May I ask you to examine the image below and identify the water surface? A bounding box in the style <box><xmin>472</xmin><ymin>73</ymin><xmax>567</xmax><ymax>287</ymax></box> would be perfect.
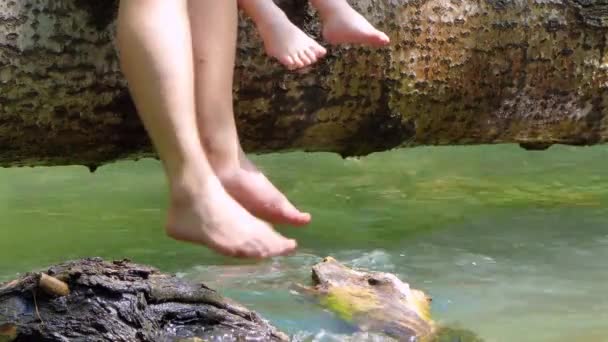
<box><xmin>1</xmin><ymin>145</ymin><xmax>607</xmax><ymax>341</ymax></box>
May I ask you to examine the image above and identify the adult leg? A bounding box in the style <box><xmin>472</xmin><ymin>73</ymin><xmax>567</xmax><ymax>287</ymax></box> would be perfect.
<box><xmin>238</xmin><ymin>0</ymin><xmax>326</xmax><ymax>69</ymax></box>
<box><xmin>189</xmin><ymin>0</ymin><xmax>312</xmax><ymax>227</ymax></box>
<box><xmin>310</xmin><ymin>0</ymin><xmax>390</xmax><ymax>47</ymax></box>
<box><xmin>117</xmin><ymin>0</ymin><xmax>296</xmax><ymax>258</ymax></box>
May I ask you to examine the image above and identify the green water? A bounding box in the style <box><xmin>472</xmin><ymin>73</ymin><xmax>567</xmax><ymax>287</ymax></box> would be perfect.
<box><xmin>1</xmin><ymin>145</ymin><xmax>607</xmax><ymax>341</ymax></box>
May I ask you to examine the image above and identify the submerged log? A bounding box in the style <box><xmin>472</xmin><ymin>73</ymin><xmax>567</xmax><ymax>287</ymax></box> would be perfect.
<box><xmin>0</xmin><ymin>258</ymin><xmax>288</xmax><ymax>342</ymax></box>
<box><xmin>0</xmin><ymin>0</ymin><xmax>607</xmax><ymax>167</ymax></box>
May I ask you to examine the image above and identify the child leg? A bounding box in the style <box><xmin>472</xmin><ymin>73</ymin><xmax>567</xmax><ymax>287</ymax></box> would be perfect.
<box><xmin>238</xmin><ymin>0</ymin><xmax>326</xmax><ymax>69</ymax></box>
<box><xmin>117</xmin><ymin>0</ymin><xmax>296</xmax><ymax>258</ymax></box>
<box><xmin>310</xmin><ymin>0</ymin><xmax>390</xmax><ymax>47</ymax></box>
<box><xmin>189</xmin><ymin>0</ymin><xmax>312</xmax><ymax>227</ymax></box>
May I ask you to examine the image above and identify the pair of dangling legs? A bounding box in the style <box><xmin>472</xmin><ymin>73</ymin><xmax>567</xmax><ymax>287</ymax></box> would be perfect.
<box><xmin>117</xmin><ymin>0</ymin><xmax>308</xmax><ymax>258</ymax></box>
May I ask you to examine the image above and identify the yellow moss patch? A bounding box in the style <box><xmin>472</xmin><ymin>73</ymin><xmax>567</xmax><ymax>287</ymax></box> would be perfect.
<box><xmin>320</xmin><ymin>286</ymin><xmax>381</xmax><ymax>322</ymax></box>
<box><xmin>409</xmin><ymin>289</ymin><xmax>432</xmax><ymax>323</ymax></box>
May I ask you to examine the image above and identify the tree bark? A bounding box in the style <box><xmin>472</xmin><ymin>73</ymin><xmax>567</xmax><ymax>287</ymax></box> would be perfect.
<box><xmin>0</xmin><ymin>258</ymin><xmax>288</xmax><ymax>342</ymax></box>
<box><xmin>0</xmin><ymin>0</ymin><xmax>606</xmax><ymax>168</ymax></box>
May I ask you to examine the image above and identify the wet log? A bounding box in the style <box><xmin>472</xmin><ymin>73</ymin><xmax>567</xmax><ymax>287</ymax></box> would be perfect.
<box><xmin>0</xmin><ymin>258</ymin><xmax>288</xmax><ymax>342</ymax></box>
<box><xmin>0</xmin><ymin>0</ymin><xmax>607</xmax><ymax>168</ymax></box>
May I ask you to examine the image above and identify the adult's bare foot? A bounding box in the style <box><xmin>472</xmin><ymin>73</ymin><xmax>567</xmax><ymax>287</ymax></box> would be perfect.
<box><xmin>217</xmin><ymin>152</ymin><xmax>312</xmax><ymax>227</ymax></box>
<box><xmin>257</xmin><ymin>14</ymin><xmax>327</xmax><ymax>69</ymax></box>
<box><xmin>316</xmin><ymin>1</ymin><xmax>390</xmax><ymax>47</ymax></box>
<box><xmin>166</xmin><ymin>176</ymin><xmax>297</xmax><ymax>259</ymax></box>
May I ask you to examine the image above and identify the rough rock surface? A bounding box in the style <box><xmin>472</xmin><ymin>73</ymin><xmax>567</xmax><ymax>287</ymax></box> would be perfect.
<box><xmin>0</xmin><ymin>258</ymin><xmax>288</xmax><ymax>342</ymax></box>
<box><xmin>304</xmin><ymin>257</ymin><xmax>484</xmax><ymax>341</ymax></box>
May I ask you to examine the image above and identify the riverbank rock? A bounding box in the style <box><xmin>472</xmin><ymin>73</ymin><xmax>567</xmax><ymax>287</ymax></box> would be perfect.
<box><xmin>0</xmin><ymin>258</ymin><xmax>288</xmax><ymax>342</ymax></box>
<box><xmin>303</xmin><ymin>257</ymin><xmax>483</xmax><ymax>341</ymax></box>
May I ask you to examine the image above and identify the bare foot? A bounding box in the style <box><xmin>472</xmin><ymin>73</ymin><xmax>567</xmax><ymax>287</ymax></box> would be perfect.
<box><xmin>257</xmin><ymin>15</ymin><xmax>327</xmax><ymax>70</ymax></box>
<box><xmin>217</xmin><ymin>151</ymin><xmax>312</xmax><ymax>227</ymax></box>
<box><xmin>319</xmin><ymin>3</ymin><xmax>390</xmax><ymax>47</ymax></box>
<box><xmin>166</xmin><ymin>176</ymin><xmax>297</xmax><ymax>259</ymax></box>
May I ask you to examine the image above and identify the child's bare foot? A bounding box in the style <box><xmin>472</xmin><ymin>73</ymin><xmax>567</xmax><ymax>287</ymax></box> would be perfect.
<box><xmin>317</xmin><ymin>1</ymin><xmax>390</xmax><ymax>47</ymax></box>
<box><xmin>166</xmin><ymin>176</ymin><xmax>297</xmax><ymax>259</ymax></box>
<box><xmin>217</xmin><ymin>151</ymin><xmax>311</xmax><ymax>227</ymax></box>
<box><xmin>257</xmin><ymin>15</ymin><xmax>327</xmax><ymax>70</ymax></box>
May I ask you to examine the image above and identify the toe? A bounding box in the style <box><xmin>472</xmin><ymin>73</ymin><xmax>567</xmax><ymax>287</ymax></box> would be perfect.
<box><xmin>370</xmin><ymin>31</ymin><xmax>390</xmax><ymax>47</ymax></box>
<box><xmin>376</xmin><ymin>31</ymin><xmax>390</xmax><ymax>45</ymax></box>
<box><xmin>279</xmin><ymin>203</ymin><xmax>311</xmax><ymax>226</ymax></box>
<box><xmin>279</xmin><ymin>55</ymin><xmax>296</xmax><ymax>69</ymax></box>
<box><xmin>278</xmin><ymin>194</ymin><xmax>312</xmax><ymax>225</ymax></box>
<box><xmin>252</xmin><ymin>240</ymin><xmax>272</xmax><ymax>259</ymax></box>
<box><xmin>213</xmin><ymin>243</ymin><xmax>241</xmax><ymax>259</ymax></box>
<box><xmin>261</xmin><ymin>229</ymin><xmax>297</xmax><ymax>257</ymax></box>
<box><xmin>313</xmin><ymin>44</ymin><xmax>327</xmax><ymax>58</ymax></box>
<box><xmin>291</xmin><ymin>53</ymin><xmax>305</xmax><ymax>69</ymax></box>
<box><xmin>271</xmin><ymin>236</ymin><xmax>297</xmax><ymax>257</ymax></box>
<box><xmin>280</xmin><ymin>238</ymin><xmax>298</xmax><ymax>256</ymax></box>
<box><xmin>219</xmin><ymin>237</ymin><xmax>257</xmax><ymax>258</ymax></box>
<box><xmin>304</xmin><ymin>49</ymin><xmax>318</xmax><ymax>64</ymax></box>
<box><xmin>206</xmin><ymin>235</ymin><xmax>263</xmax><ymax>259</ymax></box>
<box><xmin>298</xmin><ymin>51</ymin><xmax>312</xmax><ymax>66</ymax></box>
<box><xmin>382</xmin><ymin>32</ymin><xmax>390</xmax><ymax>43</ymax></box>
<box><xmin>260</xmin><ymin>195</ymin><xmax>311</xmax><ymax>226</ymax></box>
<box><xmin>233</xmin><ymin>241</ymin><xmax>267</xmax><ymax>259</ymax></box>
<box><xmin>294</xmin><ymin>211</ymin><xmax>312</xmax><ymax>225</ymax></box>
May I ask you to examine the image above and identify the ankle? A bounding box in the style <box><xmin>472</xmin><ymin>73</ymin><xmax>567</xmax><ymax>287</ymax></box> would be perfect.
<box><xmin>255</xmin><ymin>11</ymin><xmax>291</xmax><ymax>36</ymax></box>
<box><xmin>168</xmin><ymin>168</ymin><xmax>219</xmax><ymax>206</ymax></box>
<box><xmin>246</xmin><ymin>1</ymin><xmax>289</xmax><ymax>31</ymax></box>
<box><xmin>202</xmin><ymin>146</ymin><xmax>241</xmax><ymax>179</ymax></box>
<box><xmin>310</xmin><ymin>0</ymin><xmax>347</xmax><ymax>21</ymax></box>
<box><xmin>214</xmin><ymin>164</ymin><xmax>243</xmax><ymax>186</ymax></box>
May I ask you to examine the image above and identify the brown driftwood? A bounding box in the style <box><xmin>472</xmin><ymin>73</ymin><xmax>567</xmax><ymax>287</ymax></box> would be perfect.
<box><xmin>0</xmin><ymin>258</ymin><xmax>288</xmax><ymax>342</ymax></box>
<box><xmin>0</xmin><ymin>0</ymin><xmax>607</xmax><ymax>168</ymax></box>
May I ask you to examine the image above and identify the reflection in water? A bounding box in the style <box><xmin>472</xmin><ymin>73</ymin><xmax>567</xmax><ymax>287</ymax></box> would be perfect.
<box><xmin>1</xmin><ymin>145</ymin><xmax>607</xmax><ymax>341</ymax></box>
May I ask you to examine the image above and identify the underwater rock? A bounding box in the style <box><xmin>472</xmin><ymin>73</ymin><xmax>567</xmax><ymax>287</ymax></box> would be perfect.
<box><xmin>0</xmin><ymin>258</ymin><xmax>288</xmax><ymax>342</ymax></box>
